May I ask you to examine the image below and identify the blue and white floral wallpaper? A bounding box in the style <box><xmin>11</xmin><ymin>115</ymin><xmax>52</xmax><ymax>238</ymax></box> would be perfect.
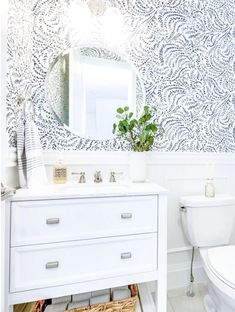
<box><xmin>7</xmin><ymin>0</ymin><xmax>235</xmax><ymax>151</ymax></box>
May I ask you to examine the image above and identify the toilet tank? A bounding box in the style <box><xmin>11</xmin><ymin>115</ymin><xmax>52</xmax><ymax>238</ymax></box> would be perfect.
<box><xmin>180</xmin><ymin>195</ymin><xmax>235</xmax><ymax>247</ymax></box>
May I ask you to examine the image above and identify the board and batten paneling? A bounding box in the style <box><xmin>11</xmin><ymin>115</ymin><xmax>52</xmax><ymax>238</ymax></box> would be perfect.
<box><xmin>6</xmin><ymin>150</ymin><xmax>235</xmax><ymax>289</ymax></box>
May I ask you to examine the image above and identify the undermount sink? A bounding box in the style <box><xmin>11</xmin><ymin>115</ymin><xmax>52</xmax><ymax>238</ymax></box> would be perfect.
<box><xmin>59</xmin><ymin>181</ymin><xmax>129</xmax><ymax>188</ymax></box>
<box><xmin>47</xmin><ymin>182</ymin><xmax>131</xmax><ymax>194</ymax></box>
<box><xmin>14</xmin><ymin>182</ymin><xmax>167</xmax><ymax>200</ymax></box>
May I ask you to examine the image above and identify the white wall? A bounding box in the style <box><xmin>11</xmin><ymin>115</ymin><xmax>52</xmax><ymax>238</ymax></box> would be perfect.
<box><xmin>6</xmin><ymin>150</ymin><xmax>235</xmax><ymax>289</ymax></box>
<box><xmin>1</xmin><ymin>0</ymin><xmax>9</xmax><ymax>310</ymax></box>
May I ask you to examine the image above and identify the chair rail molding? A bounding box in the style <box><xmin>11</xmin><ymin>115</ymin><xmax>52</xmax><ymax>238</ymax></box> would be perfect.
<box><xmin>6</xmin><ymin>149</ymin><xmax>235</xmax><ymax>167</ymax></box>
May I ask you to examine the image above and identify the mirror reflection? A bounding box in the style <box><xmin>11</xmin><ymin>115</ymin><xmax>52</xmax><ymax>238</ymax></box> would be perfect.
<box><xmin>46</xmin><ymin>47</ymin><xmax>144</xmax><ymax>140</ymax></box>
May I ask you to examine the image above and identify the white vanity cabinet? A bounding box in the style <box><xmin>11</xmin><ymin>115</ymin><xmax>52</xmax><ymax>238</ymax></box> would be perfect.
<box><xmin>3</xmin><ymin>183</ymin><xmax>167</xmax><ymax>312</ymax></box>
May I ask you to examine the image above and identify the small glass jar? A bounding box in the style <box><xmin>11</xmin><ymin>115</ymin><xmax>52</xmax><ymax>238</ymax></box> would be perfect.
<box><xmin>53</xmin><ymin>159</ymin><xmax>67</xmax><ymax>184</ymax></box>
<box><xmin>205</xmin><ymin>178</ymin><xmax>215</xmax><ymax>198</ymax></box>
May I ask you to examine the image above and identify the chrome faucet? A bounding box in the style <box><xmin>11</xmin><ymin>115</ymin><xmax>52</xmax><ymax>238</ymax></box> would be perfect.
<box><xmin>94</xmin><ymin>171</ymin><xmax>102</xmax><ymax>183</ymax></box>
<box><xmin>71</xmin><ymin>172</ymin><xmax>86</xmax><ymax>183</ymax></box>
<box><xmin>79</xmin><ymin>172</ymin><xmax>86</xmax><ymax>183</ymax></box>
<box><xmin>109</xmin><ymin>171</ymin><xmax>116</xmax><ymax>183</ymax></box>
<box><xmin>109</xmin><ymin>171</ymin><xmax>124</xmax><ymax>183</ymax></box>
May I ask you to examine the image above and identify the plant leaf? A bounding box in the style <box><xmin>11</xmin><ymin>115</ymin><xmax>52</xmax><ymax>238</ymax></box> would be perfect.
<box><xmin>117</xmin><ymin>108</ymin><xmax>124</xmax><ymax>114</ymax></box>
<box><xmin>116</xmin><ymin>114</ymin><xmax>123</xmax><ymax>119</ymax></box>
<box><xmin>112</xmin><ymin>123</ymin><xmax>117</xmax><ymax>134</ymax></box>
<box><xmin>113</xmin><ymin>104</ymin><xmax>160</xmax><ymax>152</ymax></box>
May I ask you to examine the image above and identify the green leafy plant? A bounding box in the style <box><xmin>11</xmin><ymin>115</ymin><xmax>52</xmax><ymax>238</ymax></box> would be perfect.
<box><xmin>112</xmin><ymin>106</ymin><xmax>159</xmax><ymax>152</ymax></box>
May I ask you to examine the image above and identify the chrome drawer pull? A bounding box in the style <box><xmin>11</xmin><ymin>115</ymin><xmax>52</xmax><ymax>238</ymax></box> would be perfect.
<box><xmin>121</xmin><ymin>252</ymin><xmax>132</xmax><ymax>260</ymax></box>
<box><xmin>121</xmin><ymin>213</ymin><xmax>132</xmax><ymax>219</ymax></box>
<box><xmin>46</xmin><ymin>218</ymin><xmax>60</xmax><ymax>225</ymax></box>
<box><xmin>45</xmin><ymin>261</ymin><xmax>59</xmax><ymax>269</ymax></box>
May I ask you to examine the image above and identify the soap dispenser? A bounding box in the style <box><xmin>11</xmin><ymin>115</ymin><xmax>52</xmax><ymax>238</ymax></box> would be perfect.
<box><xmin>53</xmin><ymin>156</ymin><xmax>67</xmax><ymax>184</ymax></box>
<box><xmin>205</xmin><ymin>163</ymin><xmax>215</xmax><ymax>198</ymax></box>
<box><xmin>205</xmin><ymin>178</ymin><xmax>215</xmax><ymax>198</ymax></box>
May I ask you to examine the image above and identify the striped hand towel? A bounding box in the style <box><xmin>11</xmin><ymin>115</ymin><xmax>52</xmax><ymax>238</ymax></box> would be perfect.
<box><xmin>17</xmin><ymin>119</ymin><xmax>47</xmax><ymax>188</ymax></box>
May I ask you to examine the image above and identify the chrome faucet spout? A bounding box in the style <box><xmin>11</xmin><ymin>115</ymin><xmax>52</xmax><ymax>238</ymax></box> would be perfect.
<box><xmin>94</xmin><ymin>171</ymin><xmax>102</xmax><ymax>183</ymax></box>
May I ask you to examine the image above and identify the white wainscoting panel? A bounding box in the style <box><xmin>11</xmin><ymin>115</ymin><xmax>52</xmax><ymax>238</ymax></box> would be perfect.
<box><xmin>6</xmin><ymin>150</ymin><xmax>235</xmax><ymax>289</ymax></box>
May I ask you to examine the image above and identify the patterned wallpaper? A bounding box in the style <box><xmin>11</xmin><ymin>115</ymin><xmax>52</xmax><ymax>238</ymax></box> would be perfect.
<box><xmin>7</xmin><ymin>0</ymin><xmax>235</xmax><ymax>151</ymax></box>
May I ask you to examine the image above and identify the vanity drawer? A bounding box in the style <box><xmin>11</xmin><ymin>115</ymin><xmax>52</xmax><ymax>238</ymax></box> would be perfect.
<box><xmin>10</xmin><ymin>233</ymin><xmax>157</xmax><ymax>292</ymax></box>
<box><xmin>11</xmin><ymin>196</ymin><xmax>157</xmax><ymax>246</ymax></box>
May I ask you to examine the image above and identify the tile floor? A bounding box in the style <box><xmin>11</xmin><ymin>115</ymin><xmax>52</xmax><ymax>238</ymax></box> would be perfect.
<box><xmin>167</xmin><ymin>283</ymin><xmax>208</xmax><ymax>312</ymax></box>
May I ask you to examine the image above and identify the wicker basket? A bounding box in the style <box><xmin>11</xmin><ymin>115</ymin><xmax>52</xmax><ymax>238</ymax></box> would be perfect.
<box><xmin>14</xmin><ymin>300</ymin><xmax>45</xmax><ymax>312</ymax></box>
<box><xmin>66</xmin><ymin>285</ymin><xmax>138</xmax><ymax>312</ymax></box>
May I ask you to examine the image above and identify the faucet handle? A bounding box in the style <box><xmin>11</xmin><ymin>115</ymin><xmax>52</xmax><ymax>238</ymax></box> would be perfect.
<box><xmin>71</xmin><ymin>172</ymin><xmax>86</xmax><ymax>183</ymax></box>
<box><xmin>109</xmin><ymin>171</ymin><xmax>124</xmax><ymax>183</ymax></box>
<box><xmin>79</xmin><ymin>172</ymin><xmax>86</xmax><ymax>183</ymax></box>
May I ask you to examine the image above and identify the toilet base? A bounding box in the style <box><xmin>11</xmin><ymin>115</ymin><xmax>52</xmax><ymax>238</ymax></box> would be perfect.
<box><xmin>203</xmin><ymin>282</ymin><xmax>235</xmax><ymax>312</ymax></box>
<box><xmin>204</xmin><ymin>294</ymin><xmax>217</xmax><ymax>312</ymax></box>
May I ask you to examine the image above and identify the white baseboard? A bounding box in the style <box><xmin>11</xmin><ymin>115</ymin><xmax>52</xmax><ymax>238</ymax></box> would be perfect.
<box><xmin>146</xmin><ymin>262</ymin><xmax>206</xmax><ymax>291</ymax></box>
<box><xmin>167</xmin><ymin>262</ymin><xmax>206</xmax><ymax>290</ymax></box>
<box><xmin>167</xmin><ymin>246</ymin><xmax>207</xmax><ymax>290</ymax></box>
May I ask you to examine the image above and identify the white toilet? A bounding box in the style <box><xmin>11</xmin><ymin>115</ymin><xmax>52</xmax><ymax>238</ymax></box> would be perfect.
<box><xmin>180</xmin><ymin>195</ymin><xmax>235</xmax><ymax>312</ymax></box>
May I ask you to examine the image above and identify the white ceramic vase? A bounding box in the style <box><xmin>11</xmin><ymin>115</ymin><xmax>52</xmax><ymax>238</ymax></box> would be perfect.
<box><xmin>129</xmin><ymin>152</ymin><xmax>147</xmax><ymax>182</ymax></box>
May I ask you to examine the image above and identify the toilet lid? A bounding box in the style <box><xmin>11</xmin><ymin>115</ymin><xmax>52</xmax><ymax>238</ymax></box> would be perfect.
<box><xmin>208</xmin><ymin>246</ymin><xmax>235</xmax><ymax>288</ymax></box>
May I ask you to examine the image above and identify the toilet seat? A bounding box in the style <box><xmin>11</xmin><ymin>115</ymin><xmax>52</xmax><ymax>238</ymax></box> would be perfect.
<box><xmin>207</xmin><ymin>246</ymin><xmax>235</xmax><ymax>290</ymax></box>
<box><xmin>200</xmin><ymin>246</ymin><xmax>235</xmax><ymax>300</ymax></box>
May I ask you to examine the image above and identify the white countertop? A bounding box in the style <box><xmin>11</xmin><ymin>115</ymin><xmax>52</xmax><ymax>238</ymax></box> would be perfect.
<box><xmin>11</xmin><ymin>182</ymin><xmax>167</xmax><ymax>201</ymax></box>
